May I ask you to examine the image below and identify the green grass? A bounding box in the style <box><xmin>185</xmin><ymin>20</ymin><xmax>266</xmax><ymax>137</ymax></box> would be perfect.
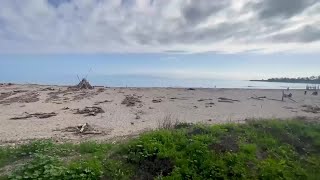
<box><xmin>0</xmin><ymin>119</ymin><xmax>319</xmax><ymax>179</ymax></box>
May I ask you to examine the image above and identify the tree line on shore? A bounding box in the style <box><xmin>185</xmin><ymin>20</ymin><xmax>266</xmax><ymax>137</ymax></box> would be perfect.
<box><xmin>251</xmin><ymin>75</ymin><xmax>320</xmax><ymax>84</ymax></box>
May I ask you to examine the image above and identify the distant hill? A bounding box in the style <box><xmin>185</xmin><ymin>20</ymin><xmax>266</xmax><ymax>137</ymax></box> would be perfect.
<box><xmin>251</xmin><ymin>76</ymin><xmax>320</xmax><ymax>84</ymax></box>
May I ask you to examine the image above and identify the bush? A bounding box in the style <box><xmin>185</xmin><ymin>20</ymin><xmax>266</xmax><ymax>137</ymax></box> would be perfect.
<box><xmin>2</xmin><ymin>119</ymin><xmax>319</xmax><ymax>179</ymax></box>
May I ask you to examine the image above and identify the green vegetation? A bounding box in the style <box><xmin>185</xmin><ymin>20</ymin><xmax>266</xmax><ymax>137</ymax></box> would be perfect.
<box><xmin>0</xmin><ymin>119</ymin><xmax>319</xmax><ymax>179</ymax></box>
<box><xmin>251</xmin><ymin>75</ymin><xmax>320</xmax><ymax>84</ymax></box>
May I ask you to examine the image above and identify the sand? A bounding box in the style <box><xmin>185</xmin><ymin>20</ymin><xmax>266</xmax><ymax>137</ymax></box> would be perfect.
<box><xmin>0</xmin><ymin>83</ymin><xmax>319</xmax><ymax>144</ymax></box>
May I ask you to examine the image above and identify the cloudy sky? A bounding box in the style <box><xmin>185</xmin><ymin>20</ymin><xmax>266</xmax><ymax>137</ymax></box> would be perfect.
<box><xmin>0</xmin><ymin>0</ymin><xmax>320</xmax><ymax>83</ymax></box>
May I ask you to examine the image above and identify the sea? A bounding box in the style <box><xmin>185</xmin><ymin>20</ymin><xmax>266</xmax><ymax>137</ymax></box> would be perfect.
<box><xmin>1</xmin><ymin>74</ymin><xmax>317</xmax><ymax>89</ymax></box>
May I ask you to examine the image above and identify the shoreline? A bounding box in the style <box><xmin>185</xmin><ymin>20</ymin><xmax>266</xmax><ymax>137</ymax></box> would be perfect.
<box><xmin>0</xmin><ymin>83</ymin><xmax>319</xmax><ymax>144</ymax></box>
<box><xmin>0</xmin><ymin>82</ymin><xmax>314</xmax><ymax>90</ymax></box>
<box><xmin>250</xmin><ymin>80</ymin><xmax>320</xmax><ymax>85</ymax></box>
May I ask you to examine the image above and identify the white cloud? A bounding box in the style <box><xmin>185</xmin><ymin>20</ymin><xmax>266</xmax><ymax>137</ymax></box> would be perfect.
<box><xmin>0</xmin><ymin>0</ymin><xmax>319</xmax><ymax>54</ymax></box>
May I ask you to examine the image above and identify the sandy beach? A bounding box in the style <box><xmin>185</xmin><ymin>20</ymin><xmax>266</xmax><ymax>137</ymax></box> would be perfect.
<box><xmin>0</xmin><ymin>83</ymin><xmax>319</xmax><ymax>144</ymax></box>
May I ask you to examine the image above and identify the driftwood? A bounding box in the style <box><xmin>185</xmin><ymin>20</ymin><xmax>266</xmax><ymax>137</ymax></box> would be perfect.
<box><xmin>198</xmin><ymin>98</ymin><xmax>213</xmax><ymax>102</ymax></box>
<box><xmin>170</xmin><ymin>97</ymin><xmax>190</xmax><ymax>101</ymax></box>
<box><xmin>205</xmin><ymin>102</ymin><xmax>215</xmax><ymax>105</ymax></box>
<box><xmin>80</xmin><ymin>123</ymin><xmax>88</xmax><ymax>133</ymax></box>
<box><xmin>94</xmin><ymin>100</ymin><xmax>113</xmax><ymax>105</ymax></box>
<box><xmin>13</xmin><ymin>90</ymin><xmax>29</xmax><ymax>93</ymax></box>
<box><xmin>312</xmin><ymin>91</ymin><xmax>318</xmax><ymax>96</ymax></box>
<box><xmin>121</xmin><ymin>95</ymin><xmax>141</xmax><ymax>107</ymax></box>
<box><xmin>218</xmin><ymin>97</ymin><xmax>240</xmax><ymax>103</ymax></box>
<box><xmin>250</xmin><ymin>94</ymin><xmax>266</xmax><ymax>101</ymax></box>
<box><xmin>266</xmin><ymin>98</ymin><xmax>283</xmax><ymax>102</ymax></box>
<box><xmin>0</xmin><ymin>91</ymin><xmax>39</xmax><ymax>104</ymax></box>
<box><xmin>74</xmin><ymin>106</ymin><xmax>104</xmax><ymax>116</ymax></box>
<box><xmin>250</xmin><ymin>97</ymin><xmax>264</xmax><ymax>101</ymax></box>
<box><xmin>152</xmin><ymin>99</ymin><xmax>162</xmax><ymax>103</ymax></box>
<box><xmin>0</xmin><ymin>91</ymin><xmax>19</xmax><ymax>101</ymax></box>
<box><xmin>218</xmin><ymin>100</ymin><xmax>234</xmax><ymax>103</ymax></box>
<box><xmin>10</xmin><ymin>114</ymin><xmax>32</xmax><ymax>120</ymax></box>
<box><xmin>288</xmin><ymin>98</ymin><xmax>297</xmax><ymax>103</ymax></box>
<box><xmin>40</xmin><ymin>87</ymin><xmax>55</xmax><ymax>91</ymax></box>
<box><xmin>10</xmin><ymin>112</ymin><xmax>57</xmax><ymax>120</ymax></box>
<box><xmin>205</xmin><ymin>102</ymin><xmax>215</xmax><ymax>107</ymax></box>
<box><xmin>61</xmin><ymin>123</ymin><xmax>103</xmax><ymax>135</ymax></box>
<box><xmin>283</xmin><ymin>106</ymin><xmax>296</xmax><ymax>110</ymax></box>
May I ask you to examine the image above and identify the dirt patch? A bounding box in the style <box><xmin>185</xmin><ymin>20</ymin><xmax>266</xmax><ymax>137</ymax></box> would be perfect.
<box><xmin>74</xmin><ymin>106</ymin><xmax>104</xmax><ymax>116</ymax></box>
<box><xmin>10</xmin><ymin>112</ymin><xmax>57</xmax><ymax>120</ymax></box>
<box><xmin>121</xmin><ymin>95</ymin><xmax>142</xmax><ymax>107</ymax></box>
<box><xmin>301</xmin><ymin>105</ymin><xmax>320</xmax><ymax>113</ymax></box>
<box><xmin>0</xmin><ymin>91</ymin><xmax>39</xmax><ymax>104</ymax></box>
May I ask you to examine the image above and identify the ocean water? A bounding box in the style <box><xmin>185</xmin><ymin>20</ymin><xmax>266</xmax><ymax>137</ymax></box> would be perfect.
<box><xmin>91</xmin><ymin>76</ymin><xmax>316</xmax><ymax>89</ymax></box>
<box><xmin>1</xmin><ymin>74</ymin><xmax>316</xmax><ymax>89</ymax></box>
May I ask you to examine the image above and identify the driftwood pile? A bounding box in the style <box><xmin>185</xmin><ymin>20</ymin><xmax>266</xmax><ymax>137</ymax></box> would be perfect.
<box><xmin>74</xmin><ymin>106</ymin><xmax>104</xmax><ymax>116</ymax></box>
<box><xmin>40</xmin><ymin>87</ymin><xmax>55</xmax><ymax>91</ymax></box>
<box><xmin>10</xmin><ymin>112</ymin><xmax>57</xmax><ymax>120</ymax></box>
<box><xmin>218</xmin><ymin>97</ymin><xmax>240</xmax><ymax>103</ymax></box>
<box><xmin>152</xmin><ymin>99</ymin><xmax>162</xmax><ymax>103</ymax></box>
<box><xmin>0</xmin><ymin>91</ymin><xmax>40</xmax><ymax>104</ymax></box>
<box><xmin>121</xmin><ymin>95</ymin><xmax>142</xmax><ymax>107</ymax></box>
<box><xmin>69</xmin><ymin>78</ymin><xmax>93</xmax><ymax>89</ymax></box>
<box><xmin>205</xmin><ymin>102</ymin><xmax>215</xmax><ymax>108</ymax></box>
<box><xmin>61</xmin><ymin>123</ymin><xmax>102</xmax><ymax>135</ymax></box>
<box><xmin>249</xmin><ymin>95</ymin><xmax>266</xmax><ymax>101</ymax></box>
<box><xmin>0</xmin><ymin>91</ymin><xmax>18</xmax><ymax>101</ymax></box>
<box><xmin>94</xmin><ymin>99</ymin><xmax>113</xmax><ymax>105</ymax></box>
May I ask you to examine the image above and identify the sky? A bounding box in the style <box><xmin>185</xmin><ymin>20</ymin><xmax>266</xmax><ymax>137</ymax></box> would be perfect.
<box><xmin>0</xmin><ymin>0</ymin><xmax>320</xmax><ymax>83</ymax></box>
